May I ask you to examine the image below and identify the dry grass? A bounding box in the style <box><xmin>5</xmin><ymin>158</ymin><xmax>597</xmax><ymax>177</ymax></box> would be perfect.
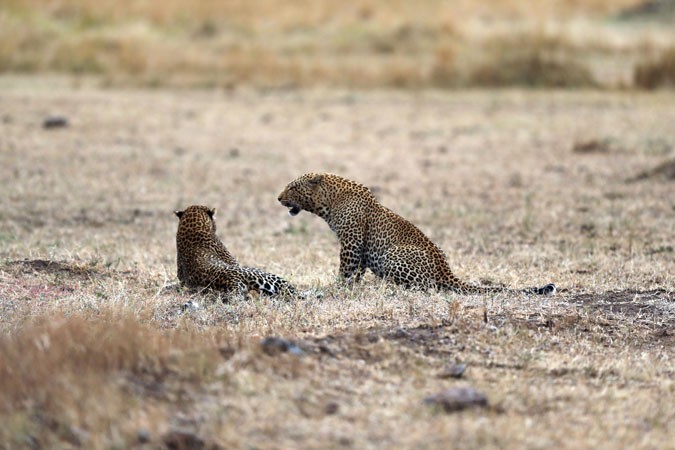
<box><xmin>464</xmin><ymin>33</ymin><xmax>597</xmax><ymax>88</ymax></box>
<box><xmin>634</xmin><ymin>46</ymin><xmax>675</xmax><ymax>89</ymax></box>
<box><xmin>0</xmin><ymin>81</ymin><xmax>674</xmax><ymax>448</ymax></box>
<box><xmin>1</xmin><ymin>0</ymin><xmax>672</xmax><ymax>88</ymax></box>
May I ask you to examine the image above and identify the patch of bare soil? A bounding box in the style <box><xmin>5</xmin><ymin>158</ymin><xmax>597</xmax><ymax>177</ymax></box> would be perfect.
<box><xmin>5</xmin><ymin>207</ymin><xmax>165</xmax><ymax>231</ymax></box>
<box><xmin>572</xmin><ymin>289</ymin><xmax>675</xmax><ymax>346</ymax></box>
<box><xmin>1</xmin><ymin>259</ymin><xmax>151</xmax><ymax>284</ymax></box>
<box><xmin>301</xmin><ymin>289</ymin><xmax>674</xmax><ymax>363</ymax></box>
<box><xmin>570</xmin><ymin>289</ymin><xmax>673</xmax><ymax>316</ymax></box>
<box><xmin>0</xmin><ymin>260</ymin><xmax>157</xmax><ymax>326</ymax></box>
<box><xmin>4</xmin><ymin>259</ymin><xmax>102</xmax><ymax>279</ymax></box>
<box><xmin>572</xmin><ymin>138</ymin><xmax>616</xmax><ymax>154</ymax></box>
<box><xmin>627</xmin><ymin>158</ymin><xmax>675</xmax><ymax>182</ymax></box>
<box><xmin>303</xmin><ymin>321</ymin><xmax>467</xmax><ymax>361</ymax></box>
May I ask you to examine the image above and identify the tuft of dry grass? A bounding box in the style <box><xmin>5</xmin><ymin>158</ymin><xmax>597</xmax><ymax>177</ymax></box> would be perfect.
<box><xmin>634</xmin><ymin>46</ymin><xmax>675</xmax><ymax>89</ymax></box>
<box><xmin>0</xmin><ymin>83</ymin><xmax>673</xmax><ymax>448</ymax></box>
<box><xmin>0</xmin><ymin>308</ymin><xmax>225</xmax><ymax>448</ymax></box>
<box><xmin>627</xmin><ymin>157</ymin><xmax>675</xmax><ymax>182</ymax></box>
<box><xmin>465</xmin><ymin>33</ymin><xmax>597</xmax><ymax>88</ymax></box>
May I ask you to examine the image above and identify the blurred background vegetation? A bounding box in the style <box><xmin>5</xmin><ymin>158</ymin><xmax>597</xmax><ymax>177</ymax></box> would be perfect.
<box><xmin>1</xmin><ymin>0</ymin><xmax>674</xmax><ymax>89</ymax></box>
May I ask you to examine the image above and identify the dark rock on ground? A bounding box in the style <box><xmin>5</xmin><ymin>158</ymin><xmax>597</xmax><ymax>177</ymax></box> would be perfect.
<box><xmin>260</xmin><ymin>336</ymin><xmax>304</xmax><ymax>356</ymax></box>
<box><xmin>423</xmin><ymin>387</ymin><xmax>488</xmax><ymax>413</ymax></box>
<box><xmin>43</xmin><ymin>116</ymin><xmax>69</xmax><ymax>129</ymax></box>
<box><xmin>162</xmin><ymin>429</ymin><xmax>222</xmax><ymax>450</ymax></box>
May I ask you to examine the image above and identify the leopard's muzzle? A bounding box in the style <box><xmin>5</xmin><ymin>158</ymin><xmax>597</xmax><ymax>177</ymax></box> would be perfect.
<box><xmin>278</xmin><ymin>198</ymin><xmax>302</xmax><ymax>216</ymax></box>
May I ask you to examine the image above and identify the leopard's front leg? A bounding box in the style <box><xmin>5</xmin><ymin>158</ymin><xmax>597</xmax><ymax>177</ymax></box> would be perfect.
<box><xmin>333</xmin><ymin>213</ymin><xmax>367</xmax><ymax>284</ymax></box>
<box><xmin>339</xmin><ymin>243</ymin><xmax>365</xmax><ymax>283</ymax></box>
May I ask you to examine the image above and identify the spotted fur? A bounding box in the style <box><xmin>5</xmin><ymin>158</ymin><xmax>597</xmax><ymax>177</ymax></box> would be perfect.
<box><xmin>278</xmin><ymin>173</ymin><xmax>555</xmax><ymax>295</ymax></box>
<box><xmin>175</xmin><ymin>205</ymin><xmax>296</xmax><ymax>297</ymax></box>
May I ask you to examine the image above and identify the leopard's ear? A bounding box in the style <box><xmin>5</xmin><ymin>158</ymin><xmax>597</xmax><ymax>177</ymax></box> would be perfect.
<box><xmin>308</xmin><ymin>173</ymin><xmax>323</xmax><ymax>185</ymax></box>
<box><xmin>207</xmin><ymin>207</ymin><xmax>216</xmax><ymax>218</ymax></box>
<box><xmin>174</xmin><ymin>210</ymin><xmax>184</xmax><ymax>219</ymax></box>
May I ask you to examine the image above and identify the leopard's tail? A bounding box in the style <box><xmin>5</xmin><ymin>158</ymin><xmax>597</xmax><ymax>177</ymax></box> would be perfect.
<box><xmin>439</xmin><ymin>265</ymin><xmax>556</xmax><ymax>296</ymax></box>
<box><xmin>239</xmin><ymin>266</ymin><xmax>297</xmax><ymax>297</ymax></box>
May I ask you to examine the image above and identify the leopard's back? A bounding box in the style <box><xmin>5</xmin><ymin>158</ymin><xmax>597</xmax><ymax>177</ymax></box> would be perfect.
<box><xmin>175</xmin><ymin>205</ymin><xmax>295</xmax><ymax>297</ymax></box>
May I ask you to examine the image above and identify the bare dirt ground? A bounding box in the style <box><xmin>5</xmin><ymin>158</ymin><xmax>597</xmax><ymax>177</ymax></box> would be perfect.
<box><xmin>0</xmin><ymin>77</ymin><xmax>673</xmax><ymax>449</ymax></box>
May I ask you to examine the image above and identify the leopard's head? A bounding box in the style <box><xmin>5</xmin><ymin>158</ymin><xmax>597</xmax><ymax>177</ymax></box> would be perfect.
<box><xmin>277</xmin><ymin>173</ymin><xmax>331</xmax><ymax>217</ymax></box>
<box><xmin>175</xmin><ymin>205</ymin><xmax>217</xmax><ymax>236</ymax></box>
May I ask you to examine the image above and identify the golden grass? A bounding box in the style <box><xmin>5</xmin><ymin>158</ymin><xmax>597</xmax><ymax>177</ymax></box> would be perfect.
<box><xmin>0</xmin><ymin>83</ymin><xmax>673</xmax><ymax>448</ymax></box>
<box><xmin>1</xmin><ymin>0</ymin><xmax>671</xmax><ymax>88</ymax></box>
<box><xmin>4</xmin><ymin>0</ymin><xmax>638</xmax><ymax>29</ymax></box>
<box><xmin>465</xmin><ymin>33</ymin><xmax>597</xmax><ymax>87</ymax></box>
<box><xmin>634</xmin><ymin>46</ymin><xmax>675</xmax><ymax>89</ymax></box>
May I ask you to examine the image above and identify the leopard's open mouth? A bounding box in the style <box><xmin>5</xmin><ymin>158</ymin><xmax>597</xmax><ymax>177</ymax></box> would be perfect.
<box><xmin>280</xmin><ymin>200</ymin><xmax>301</xmax><ymax>216</ymax></box>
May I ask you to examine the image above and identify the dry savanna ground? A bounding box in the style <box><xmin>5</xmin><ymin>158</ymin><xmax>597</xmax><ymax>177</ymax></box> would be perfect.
<box><xmin>0</xmin><ymin>78</ymin><xmax>674</xmax><ymax>448</ymax></box>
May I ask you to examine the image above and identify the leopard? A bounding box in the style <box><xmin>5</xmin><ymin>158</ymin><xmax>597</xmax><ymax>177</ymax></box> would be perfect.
<box><xmin>175</xmin><ymin>205</ymin><xmax>296</xmax><ymax>297</ymax></box>
<box><xmin>278</xmin><ymin>173</ymin><xmax>555</xmax><ymax>295</ymax></box>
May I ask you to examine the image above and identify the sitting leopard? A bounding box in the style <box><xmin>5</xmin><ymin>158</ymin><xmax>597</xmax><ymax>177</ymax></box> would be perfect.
<box><xmin>278</xmin><ymin>173</ymin><xmax>555</xmax><ymax>295</ymax></box>
<box><xmin>175</xmin><ymin>205</ymin><xmax>296</xmax><ymax>297</ymax></box>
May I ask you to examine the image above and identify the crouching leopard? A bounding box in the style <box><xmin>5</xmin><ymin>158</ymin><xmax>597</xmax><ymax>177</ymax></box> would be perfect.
<box><xmin>175</xmin><ymin>205</ymin><xmax>296</xmax><ymax>297</ymax></box>
<box><xmin>278</xmin><ymin>173</ymin><xmax>555</xmax><ymax>295</ymax></box>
